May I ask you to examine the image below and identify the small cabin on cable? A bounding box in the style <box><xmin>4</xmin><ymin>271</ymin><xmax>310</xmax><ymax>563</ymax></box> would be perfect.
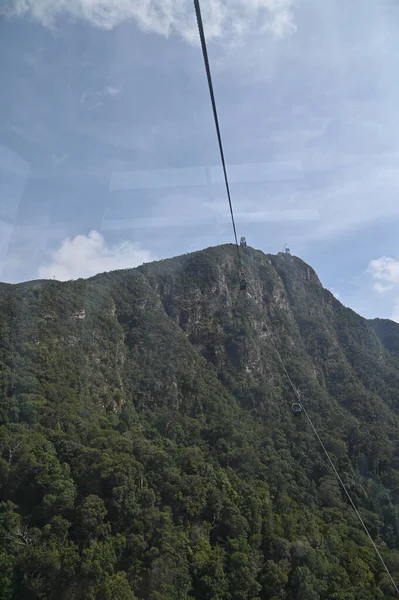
<box><xmin>240</xmin><ymin>236</ymin><xmax>247</xmax><ymax>247</ymax></box>
<box><xmin>291</xmin><ymin>402</ymin><xmax>302</xmax><ymax>415</ymax></box>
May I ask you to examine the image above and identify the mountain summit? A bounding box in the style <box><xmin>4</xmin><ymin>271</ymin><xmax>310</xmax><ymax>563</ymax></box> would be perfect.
<box><xmin>1</xmin><ymin>244</ymin><xmax>399</xmax><ymax>599</ymax></box>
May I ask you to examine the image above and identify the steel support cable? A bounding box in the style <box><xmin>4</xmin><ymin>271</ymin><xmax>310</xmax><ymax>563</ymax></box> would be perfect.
<box><xmin>192</xmin><ymin>1</ymin><xmax>398</xmax><ymax>589</ymax></box>
<box><xmin>268</xmin><ymin>328</ymin><xmax>399</xmax><ymax>595</ymax></box>
<box><xmin>193</xmin><ymin>0</ymin><xmax>240</xmax><ymax>264</ymax></box>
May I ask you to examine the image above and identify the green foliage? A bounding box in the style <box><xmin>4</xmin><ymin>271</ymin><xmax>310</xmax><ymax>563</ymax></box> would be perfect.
<box><xmin>1</xmin><ymin>245</ymin><xmax>399</xmax><ymax>598</ymax></box>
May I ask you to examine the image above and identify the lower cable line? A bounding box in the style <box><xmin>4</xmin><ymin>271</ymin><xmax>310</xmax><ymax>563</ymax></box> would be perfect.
<box><xmin>270</xmin><ymin>330</ymin><xmax>399</xmax><ymax>595</ymax></box>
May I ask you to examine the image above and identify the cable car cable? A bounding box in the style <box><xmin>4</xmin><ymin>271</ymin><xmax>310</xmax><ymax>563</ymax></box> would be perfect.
<box><xmin>193</xmin><ymin>0</ymin><xmax>240</xmax><ymax>263</ymax></box>
<box><xmin>269</xmin><ymin>329</ymin><xmax>399</xmax><ymax>595</ymax></box>
<box><xmin>192</xmin><ymin>0</ymin><xmax>398</xmax><ymax>591</ymax></box>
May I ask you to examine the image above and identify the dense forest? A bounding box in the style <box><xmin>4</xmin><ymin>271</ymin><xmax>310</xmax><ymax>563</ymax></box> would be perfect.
<box><xmin>2</xmin><ymin>244</ymin><xmax>399</xmax><ymax>599</ymax></box>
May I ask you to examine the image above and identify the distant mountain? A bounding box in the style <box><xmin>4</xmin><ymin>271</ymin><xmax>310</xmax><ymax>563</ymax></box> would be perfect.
<box><xmin>371</xmin><ymin>317</ymin><xmax>399</xmax><ymax>358</ymax></box>
<box><xmin>1</xmin><ymin>244</ymin><xmax>399</xmax><ymax>599</ymax></box>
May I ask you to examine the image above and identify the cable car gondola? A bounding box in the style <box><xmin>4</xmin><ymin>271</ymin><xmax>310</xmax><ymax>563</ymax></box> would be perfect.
<box><xmin>291</xmin><ymin>402</ymin><xmax>302</xmax><ymax>415</ymax></box>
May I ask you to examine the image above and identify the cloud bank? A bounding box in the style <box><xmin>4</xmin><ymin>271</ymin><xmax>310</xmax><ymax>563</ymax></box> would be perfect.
<box><xmin>4</xmin><ymin>0</ymin><xmax>296</xmax><ymax>42</ymax></box>
<box><xmin>39</xmin><ymin>230</ymin><xmax>154</xmax><ymax>280</ymax></box>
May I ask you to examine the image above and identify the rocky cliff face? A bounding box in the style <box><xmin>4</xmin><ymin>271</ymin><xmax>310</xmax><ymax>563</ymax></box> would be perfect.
<box><xmin>141</xmin><ymin>245</ymin><xmax>399</xmax><ymax>426</ymax></box>
<box><xmin>2</xmin><ymin>244</ymin><xmax>399</xmax><ymax>599</ymax></box>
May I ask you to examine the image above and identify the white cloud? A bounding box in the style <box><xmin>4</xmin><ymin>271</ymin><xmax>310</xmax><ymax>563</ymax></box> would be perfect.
<box><xmin>373</xmin><ymin>281</ymin><xmax>395</xmax><ymax>294</ymax></box>
<box><xmin>106</xmin><ymin>86</ymin><xmax>121</xmax><ymax>96</ymax></box>
<box><xmin>367</xmin><ymin>256</ymin><xmax>399</xmax><ymax>321</ymax></box>
<box><xmin>368</xmin><ymin>257</ymin><xmax>399</xmax><ymax>292</ymax></box>
<box><xmin>80</xmin><ymin>85</ymin><xmax>121</xmax><ymax>109</ymax></box>
<box><xmin>4</xmin><ymin>0</ymin><xmax>296</xmax><ymax>42</ymax></box>
<box><xmin>38</xmin><ymin>230</ymin><xmax>154</xmax><ymax>280</ymax></box>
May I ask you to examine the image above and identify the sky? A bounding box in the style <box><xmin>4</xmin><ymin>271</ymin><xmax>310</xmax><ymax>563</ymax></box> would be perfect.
<box><xmin>1</xmin><ymin>0</ymin><xmax>399</xmax><ymax>321</ymax></box>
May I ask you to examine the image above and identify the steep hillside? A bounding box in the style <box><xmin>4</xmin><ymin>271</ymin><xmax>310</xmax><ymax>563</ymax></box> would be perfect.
<box><xmin>1</xmin><ymin>244</ymin><xmax>399</xmax><ymax>599</ymax></box>
<box><xmin>371</xmin><ymin>318</ymin><xmax>399</xmax><ymax>359</ymax></box>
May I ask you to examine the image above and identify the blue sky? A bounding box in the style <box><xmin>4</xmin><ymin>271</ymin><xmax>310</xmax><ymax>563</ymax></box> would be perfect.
<box><xmin>1</xmin><ymin>0</ymin><xmax>399</xmax><ymax>321</ymax></box>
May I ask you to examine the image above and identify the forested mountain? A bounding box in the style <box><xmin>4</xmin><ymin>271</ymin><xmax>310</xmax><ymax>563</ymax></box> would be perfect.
<box><xmin>2</xmin><ymin>244</ymin><xmax>399</xmax><ymax>599</ymax></box>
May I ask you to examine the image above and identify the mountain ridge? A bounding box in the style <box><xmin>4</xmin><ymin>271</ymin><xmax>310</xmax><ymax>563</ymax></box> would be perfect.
<box><xmin>1</xmin><ymin>244</ymin><xmax>399</xmax><ymax>599</ymax></box>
